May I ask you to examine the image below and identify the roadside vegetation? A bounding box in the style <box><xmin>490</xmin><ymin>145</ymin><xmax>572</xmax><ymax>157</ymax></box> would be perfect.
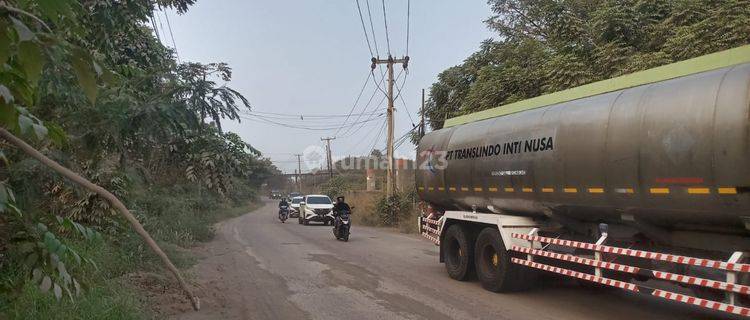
<box><xmin>346</xmin><ymin>190</ymin><xmax>419</xmax><ymax>234</ymax></box>
<box><xmin>0</xmin><ymin>0</ymin><xmax>276</xmax><ymax>319</ymax></box>
<box><xmin>424</xmin><ymin>0</ymin><xmax>750</xmax><ymax>130</ymax></box>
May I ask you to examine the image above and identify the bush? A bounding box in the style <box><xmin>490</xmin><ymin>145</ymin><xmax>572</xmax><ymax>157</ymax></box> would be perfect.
<box><xmin>349</xmin><ymin>190</ymin><xmax>419</xmax><ymax>233</ymax></box>
<box><xmin>2</xmin><ymin>281</ymin><xmax>147</xmax><ymax>320</ymax></box>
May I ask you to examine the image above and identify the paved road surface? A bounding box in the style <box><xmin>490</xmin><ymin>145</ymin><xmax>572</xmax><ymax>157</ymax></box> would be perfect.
<box><xmin>170</xmin><ymin>200</ymin><xmax>728</xmax><ymax>319</ymax></box>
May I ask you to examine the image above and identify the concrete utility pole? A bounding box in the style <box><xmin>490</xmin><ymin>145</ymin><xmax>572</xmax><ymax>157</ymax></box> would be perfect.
<box><xmin>294</xmin><ymin>154</ymin><xmax>302</xmax><ymax>192</ymax></box>
<box><xmin>371</xmin><ymin>55</ymin><xmax>409</xmax><ymax>198</ymax></box>
<box><xmin>321</xmin><ymin>137</ymin><xmax>335</xmax><ymax>178</ymax></box>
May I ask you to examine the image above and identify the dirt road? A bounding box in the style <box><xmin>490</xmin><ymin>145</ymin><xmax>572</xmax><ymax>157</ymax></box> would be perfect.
<box><xmin>167</xmin><ymin>200</ymin><xmax>724</xmax><ymax>319</ymax></box>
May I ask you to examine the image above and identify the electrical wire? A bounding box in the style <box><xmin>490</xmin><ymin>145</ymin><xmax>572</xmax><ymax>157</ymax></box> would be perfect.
<box><xmin>368</xmin><ymin>118</ymin><xmax>388</xmax><ymax>154</ymax></box>
<box><xmin>393</xmin><ymin>125</ymin><xmax>418</xmax><ymax>150</ymax></box>
<box><xmin>333</xmin><ymin>71</ymin><xmax>373</xmax><ymax>137</ymax></box>
<box><xmin>155</xmin><ymin>8</ymin><xmax>167</xmax><ymax>44</ymax></box>
<box><xmin>365</xmin><ymin>0</ymin><xmax>380</xmax><ymax>58</ymax></box>
<box><xmin>150</xmin><ymin>14</ymin><xmax>161</xmax><ymax>42</ymax></box>
<box><xmin>355</xmin><ymin>0</ymin><xmax>374</xmax><ymax>57</ymax></box>
<box><xmin>243</xmin><ymin>109</ymin><xmax>384</xmax><ymax>119</ymax></box>
<box><xmin>240</xmin><ymin>113</ymin><xmax>385</xmax><ymax>131</ymax></box>
<box><xmin>336</xmin><ymin>94</ymin><xmax>387</xmax><ymax>139</ymax></box>
<box><xmin>381</xmin><ymin>0</ymin><xmax>391</xmax><ymax>56</ymax></box>
<box><xmin>162</xmin><ymin>8</ymin><xmax>180</xmax><ymax>63</ymax></box>
<box><xmin>393</xmin><ymin>70</ymin><xmax>416</xmax><ymax>126</ymax></box>
<box><xmin>406</xmin><ymin>0</ymin><xmax>410</xmax><ymax>56</ymax></box>
<box><xmin>338</xmin><ymin>71</ymin><xmax>387</xmax><ymax>137</ymax></box>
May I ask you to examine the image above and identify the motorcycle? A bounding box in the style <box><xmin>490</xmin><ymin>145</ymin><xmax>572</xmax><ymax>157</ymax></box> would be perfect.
<box><xmin>333</xmin><ymin>207</ymin><xmax>354</xmax><ymax>241</ymax></box>
<box><xmin>278</xmin><ymin>205</ymin><xmax>289</xmax><ymax>223</ymax></box>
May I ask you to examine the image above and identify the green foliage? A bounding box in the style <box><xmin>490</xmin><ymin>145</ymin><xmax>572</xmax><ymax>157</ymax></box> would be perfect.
<box><xmin>373</xmin><ymin>190</ymin><xmax>416</xmax><ymax>227</ymax></box>
<box><xmin>426</xmin><ymin>0</ymin><xmax>750</xmax><ymax>129</ymax></box>
<box><xmin>320</xmin><ymin>175</ymin><xmax>360</xmax><ymax>199</ymax></box>
<box><xmin>2</xmin><ymin>279</ymin><xmax>147</xmax><ymax>320</ymax></box>
<box><xmin>0</xmin><ymin>0</ymin><xmax>277</xmax><ymax>317</ymax></box>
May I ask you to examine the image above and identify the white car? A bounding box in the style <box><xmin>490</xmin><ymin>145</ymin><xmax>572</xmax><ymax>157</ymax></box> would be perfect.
<box><xmin>289</xmin><ymin>196</ymin><xmax>304</xmax><ymax>218</ymax></box>
<box><xmin>299</xmin><ymin>195</ymin><xmax>334</xmax><ymax>225</ymax></box>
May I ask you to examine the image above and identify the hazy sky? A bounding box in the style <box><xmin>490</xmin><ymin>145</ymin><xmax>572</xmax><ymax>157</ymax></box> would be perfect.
<box><xmin>160</xmin><ymin>1</ymin><xmax>494</xmax><ymax>173</ymax></box>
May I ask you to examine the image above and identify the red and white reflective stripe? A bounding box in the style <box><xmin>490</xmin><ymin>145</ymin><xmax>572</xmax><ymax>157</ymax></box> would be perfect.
<box><xmin>421</xmin><ymin>224</ymin><xmax>440</xmax><ymax>235</ymax></box>
<box><xmin>511</xmin><ymin>246</ymin><xmax>639</xmax><ymax>273</ymax></box>
<box><xmin>424</xmin><ymin>218</ymin><xmax>441</xmax><ymax>226</ymax></box>
<box><xmin>512</xmin><ymin>246</ymin><xmax>750</xmax><ymax>295</ymax></box>
<box><xmin>652</xmin><ymin>271</ymin><xmax>750</xmax><ymax>295</ymax></box>
<box><xmin>652</xmin><ymin>289</ymin><xmax>750</xmax><ymax>317</ymax></box>
<box><xmin>512</xmin><ymin>233</ymin><xmax>750</xmax><ymax>273</ymax></box>
<box><xmin>510</xmin><ymin>258</ymin><xmax>637</xmax><ymax>291</ymax></box>
<box><xmin>421</xmin><ymin>232</ymin><xmax>439</xmax><ymax>245</ymax></box>
<box><xmin>512</xmin><ymin>258</ymin><xmax>750</xmax><ymax>317</ymax></box>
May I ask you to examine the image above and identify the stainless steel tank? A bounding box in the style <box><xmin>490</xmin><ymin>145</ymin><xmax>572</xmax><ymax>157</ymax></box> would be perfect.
<box><xmin>417</xmin><ymin>63</ymin><xmax>750</xmax><ymax>234</ymax></box>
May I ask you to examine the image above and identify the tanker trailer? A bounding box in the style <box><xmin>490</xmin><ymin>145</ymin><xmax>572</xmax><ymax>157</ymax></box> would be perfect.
<box><xmin>417</xmin><ymin>45</ymin><xmax>750</xmax><ymax>317</ymax></box>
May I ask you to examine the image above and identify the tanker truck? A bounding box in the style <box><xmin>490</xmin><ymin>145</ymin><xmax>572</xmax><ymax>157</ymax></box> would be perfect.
<box><xmin>416</xmin><ymin>45</ymin><xmax>750</xmax><ymax>317</ymax></box>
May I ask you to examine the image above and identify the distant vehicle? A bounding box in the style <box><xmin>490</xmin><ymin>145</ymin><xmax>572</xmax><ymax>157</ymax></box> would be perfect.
<box><xmin>289</xmin><ymin>192</ymin><xmax>302</xmax><ymax>199</ymax></box>
<box><xmin>299</xmin><ymin>195</ymin><xmax>334</xmax><ymax>226</ymax></box>
<box><xmin>289</xmin><ymin>196</ymin><xmax>304</xmax><ymax>218</ymax></box>
<box><xmin>269</xmin><ymin>190</ymin><xmax>282</xmax><ymax>199</ymax></box>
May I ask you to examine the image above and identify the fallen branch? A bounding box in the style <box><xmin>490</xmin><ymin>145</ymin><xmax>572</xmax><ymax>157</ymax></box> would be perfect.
<box><xmin>0</xmin><ymin>127</ymin><xmax>200</xmax><ymax>310</ymax></box>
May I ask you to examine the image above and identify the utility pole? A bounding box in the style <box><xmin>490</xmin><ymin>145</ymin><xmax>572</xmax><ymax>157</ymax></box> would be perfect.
<box><xmin>420</xmin><ymin>88</ymin><xmax>425</xmax><ymax>139</ymax></box>
<box><xmin>321</xmin><ymin>137</ymin><xmax>335</xmax><ymax>178</ymax></box>
<box><xmin>372</xmin><ymin>55</ymin><xmax>409</xmax><ymax>198</ymax></box>
<box><xmin>294</xmin><ymin>154</ymin><xmax>302</xmax><ymax>193</ymax></box>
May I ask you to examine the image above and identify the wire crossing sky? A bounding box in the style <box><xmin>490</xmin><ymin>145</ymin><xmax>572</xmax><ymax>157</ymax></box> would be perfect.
<box><xmin>163</xmin><ymin>0</ymin><xmax>493</xmax><ymax>173</ymax></box>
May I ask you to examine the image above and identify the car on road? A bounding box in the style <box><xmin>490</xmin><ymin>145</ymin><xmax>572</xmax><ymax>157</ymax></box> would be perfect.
<box><xmin>289</xmin><ymin>196</ymin><xmax>304</xmax><ymax>218</ymax></box>
<box><xmin>269</xmin><ymin>190</ymin><xmax>282</xmax><ymax>199</ymax></box>
<box><xmin>299</xmin><ymin>194</ymin><xmax>334</xmax><ymax>225</ymax></box>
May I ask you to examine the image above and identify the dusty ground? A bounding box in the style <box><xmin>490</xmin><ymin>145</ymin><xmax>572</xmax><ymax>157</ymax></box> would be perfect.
<box><xmin>157</xmin><ymin>200</ymin><xmax>731</xmax><ymax>319</ymax></box>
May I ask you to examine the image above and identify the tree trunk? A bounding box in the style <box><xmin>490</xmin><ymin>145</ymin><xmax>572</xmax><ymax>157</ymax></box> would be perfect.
<box><xmin>0</xmin><ymin>128</ymin><xmax>200</xmax><ymax>311</ymax></box>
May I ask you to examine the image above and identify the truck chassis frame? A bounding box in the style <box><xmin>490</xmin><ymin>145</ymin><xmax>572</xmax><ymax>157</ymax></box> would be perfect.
<box><xmin>419</xmin><ymin>211</ymin><xmax>750</xmax><ymax>317</ymax></box>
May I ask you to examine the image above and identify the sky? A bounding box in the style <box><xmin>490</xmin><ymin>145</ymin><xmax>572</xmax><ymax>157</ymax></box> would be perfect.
<box><xmin>159</xmin><ymin>0</ymin><xmax>494</xmax><ymax>173</ymax></box>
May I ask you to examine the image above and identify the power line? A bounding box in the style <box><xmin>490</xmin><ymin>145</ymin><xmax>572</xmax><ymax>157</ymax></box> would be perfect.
<box><xmin>406</xmin><ymin>0</ymin><xmax>411</xmax><ymax>56</ymax></box>
<box><xmin>365</xmin><ymin>0</ymin><xmax>380</xmax><ymax>57</ymax></box>
<box><xmin>155</xmin><ymin>8</ymin><xmax>167</xmax><ymax>45</ymax></box>
<box><xmin>355</xmin><ymin>0</ymin><xmax>374</xmax><ymax>57</ymax></box>
<box><xmin>150</xmin><ymin>14</ymin><xmax>161</xmax><ymax>42</ymax></box>
<box><xmin>393</xmin><ymin>70</ymin><xmax>416</xmax><ymax>126</ymax></box>
<box><xmin>334</xmin><ymin>71</ymin><xmax>373</xmax><ymax>137</ymax></box>
<box><xmin>240</xmin><ymin>113</ymin><xmax>385</xmax><ymax>131</ymax></box>
<box><xmin>368</xmin><ymin>118</ymin><xmax>387</xmax><ymax>154</ymax></box>
<box><xmin>393</xmin><ymin>125</ymin><xmax>418</xmax><ymax>150</ymax></box>
<box><xmin>381</xmin><ymin>0</ymin><xmax>391</xmax><ymax>55</ymax></box>
<box><xmin>338</xmin><ymin>71</ymin><xmax>388</xmax><ymax>137</ymax></box>
<box><xmin>244</xmin><ymin>109</ymin><xmax>384</xmax><ymax>119</ymax></box>
<box><xmin>162</xmin><ymin>8</ymin><xmax>180</xmax><ymax>63</ymax></box>
<box><xmin>336</xmin><ymin>94</ymin><xmax>388</xmax><ymax>139</ymax></box>
<box><xmin>371</xmin><ymin>67</ymin><xmax>402</xmax><ymax>97</ymax></box>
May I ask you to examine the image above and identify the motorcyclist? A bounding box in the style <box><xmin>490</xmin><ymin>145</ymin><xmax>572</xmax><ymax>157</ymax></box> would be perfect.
<box><xmin>278</xmin><ymin>197</ymin><xmax>289</xmax><ymax>217</ymax></box>
<box><xmin>278</xmin><ymin>197</ymin><xmax>289</xmax><ymax>208</ymax></box>
<box><xmin>333</xmin><ymin>196</ymin><xmax>351</xmax><ymax>229</ymax></box>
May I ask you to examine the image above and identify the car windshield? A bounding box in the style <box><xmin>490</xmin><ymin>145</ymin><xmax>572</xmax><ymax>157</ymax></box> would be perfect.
<box><xmin>291</xmin><ymin>197</ymin><xmax>302</xmax><ymax>204</ymax></box>
<box><xmin>306</xmin><ymin>196</ymin><xmax>331</xmax><ymax>205</ymax></box>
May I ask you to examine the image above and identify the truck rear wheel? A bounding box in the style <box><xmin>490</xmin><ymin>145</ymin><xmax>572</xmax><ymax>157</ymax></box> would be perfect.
<box><xmin>443</xmin><ymin>224</ymin><xmax>474</xmax><ymax>281</ymax></box>
<box><xmin>474</xmin><ymin>227</ymin><xmax>533</xmax><ymax>292</ymax></box>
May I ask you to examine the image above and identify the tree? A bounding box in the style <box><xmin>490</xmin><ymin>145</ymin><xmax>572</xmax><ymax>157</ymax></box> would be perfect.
<box><xmin>175</xmin><ymin>62</ymin><xmax>251</xmax><ymax>133</ymax></box>
<box><xmin>426</xmin><ymin>0</ymin><xmax>750</xmax><ymax>130</ymax></box>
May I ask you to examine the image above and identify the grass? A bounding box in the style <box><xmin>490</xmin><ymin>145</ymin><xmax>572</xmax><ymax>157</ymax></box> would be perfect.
<box><xmin>0</xmin><ymin>183</ymin><xmax>262</xmax><ymax>320</ymax></box>
<box><xmin>0</xmin><ymin>238</ymin><xmax>149</xmax><ymax>320</ymax></box>
<box><xmin>346</xmin><ymin>190</ymin><xmax>420</xmax><ymax>234</ymax></box>
<box><xmin>2</xmin><ymin>281</ymin><xmax>147</xmax><ymax>320</ymax></box>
